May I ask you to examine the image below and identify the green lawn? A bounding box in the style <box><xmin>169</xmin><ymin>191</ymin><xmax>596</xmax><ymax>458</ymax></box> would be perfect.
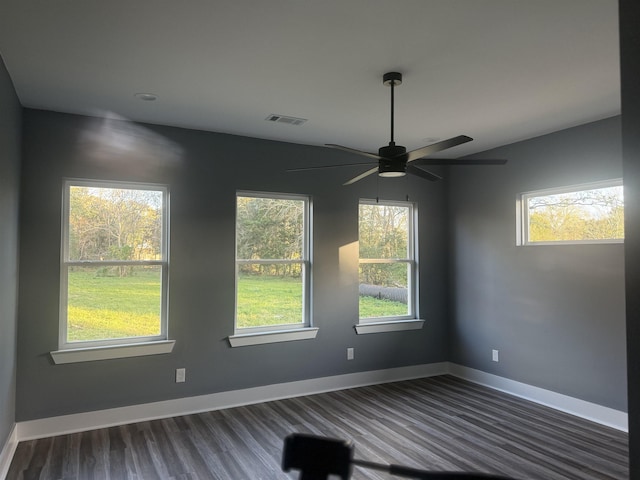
<box><xmin>359</xmin><ymin>295</ymin><xmax>408</xmax><ymax>318</ymax></box>
<box><xmin>236</xmin><ymin>275</ymin><xmax>303</xmax><ymax>328</ymax></box>
<box><xmin>237</xmin><ymin>275</ymin><xmax>407</xmax><ymax>328</ymax></box>
<box><xmin>67</xmin><ymin>267</ymin><xmax>161</xmax><ymax>341</ymax></box>
<box><xmin>67</xmin><ymin>270</ymin><xmax>407</xmax><ymax>340</ymax></box>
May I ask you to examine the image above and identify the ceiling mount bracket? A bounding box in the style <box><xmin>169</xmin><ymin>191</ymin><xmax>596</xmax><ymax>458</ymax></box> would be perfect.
<box><xmin>382</xmin><ymin>72</ymin><xmax>402</xmax><ymax>86</ymax></box>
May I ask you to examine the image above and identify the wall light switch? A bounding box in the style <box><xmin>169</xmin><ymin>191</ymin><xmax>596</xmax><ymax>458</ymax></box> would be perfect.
<box><xmin>492</xmin><ymin>350</ymin><xmax>499</xmax><ymax>362</ymax></box>
<box><xmin>176</xmin><ymin>368</ymin><xmax>186</xmax><ymax>383</ymax></box>
<box><xmin>347</xmin><ymin>347</ymin><xmax>354</xmax><ymax>360</ymax></box>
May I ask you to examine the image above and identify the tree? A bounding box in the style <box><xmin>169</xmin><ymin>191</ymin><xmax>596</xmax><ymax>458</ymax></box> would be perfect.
<box><xmin>528</xmin><ymin>186</ymin><xmax>624</xmax><ymax>242</ymax></box>
<box><xmin>236</xmin><ymin>196</ymin><xmax>304</xmax><ymax>277</ymax></box>
<box><xmin>359</xmin><ymin>204</ymin><xmax>409</xmax><ymax>287</ymax></box>
<box><xmin>69</xmin><ymin>186</ymin><xmax>162</xmax><ymax>276</ymax></box>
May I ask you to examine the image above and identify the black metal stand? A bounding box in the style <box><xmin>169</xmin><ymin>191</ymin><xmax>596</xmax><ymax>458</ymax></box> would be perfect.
<box><xmin>282</xmin><ymin>433</ymin><xmax>515</xmax><ymax>480</ymax></box>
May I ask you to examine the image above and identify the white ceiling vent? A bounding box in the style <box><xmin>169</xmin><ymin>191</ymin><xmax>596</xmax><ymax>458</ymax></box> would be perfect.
<box><xmin>265</xmin><ymin>114</ymin><xmax>307</xmax><ymax>126</ymax></box>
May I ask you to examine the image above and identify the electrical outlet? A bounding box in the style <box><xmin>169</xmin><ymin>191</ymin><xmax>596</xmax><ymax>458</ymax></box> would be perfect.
<box><xmin>347</xmin><ymin>347</ymin><xmax>354</xmax><ymax>360</ymax></box>
<box><xmin>492</xmin><ymin>350</ymin><xmax>499</xmax><ymax>362</ymax></box>
<box><xmin>176</xmin><ymin>368</ymin><xmax>186</xmax><ymax>383</ymax></box>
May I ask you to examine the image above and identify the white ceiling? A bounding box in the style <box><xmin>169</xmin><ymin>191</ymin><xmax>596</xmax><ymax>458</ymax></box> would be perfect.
<box><xmin>0</xmin><ymin>0</ymin><xmax>620</xmax><ymax>158</ymax></box>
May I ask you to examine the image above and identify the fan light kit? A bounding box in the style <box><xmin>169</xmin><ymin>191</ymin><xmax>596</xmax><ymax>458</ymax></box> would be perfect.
<box><xmin>288</xmin><ymin>72</ymin><xmax>507</xmax><ymax>185</ymax></box>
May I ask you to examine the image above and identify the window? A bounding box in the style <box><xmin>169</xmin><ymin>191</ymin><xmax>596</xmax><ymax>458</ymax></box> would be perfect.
<box><xmin>234</xmin><ymin>192</ymin><xmax>312</xmax><ymax>339</ymax></box>
<box><xmin>519</xmin><ymin>180</ymin><xmax>624</xmax><ymax>245</ymax></box>
<box><xmin>358</xmin><ymin>200</ymin><xmax>417</xmax><ymax>325</ymax></box>
<box><xmin>59</xmin><ymin>180</ymin><xmax>169</xmax><ymax>351</ymax></box>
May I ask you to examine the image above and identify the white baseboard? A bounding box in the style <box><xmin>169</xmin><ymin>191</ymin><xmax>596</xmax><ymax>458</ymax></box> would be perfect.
<box><xmin>0</xmin><ymin>424</ymin><xmax>18</xmax><ymax>480</ymax></box>
<box><xmin>13</xmin><ymin>361</ymin><xmax>627</xmax><ymax>446</ymax></box>
<box><xmin>448</xmin><ymin>363</ymin><xmax>628</xmax><ymax>432</ymax></box>
<box><xmin>16</xmin><ymin>362</ymin><xmax>448</xmax><ymax>441</ymax></box>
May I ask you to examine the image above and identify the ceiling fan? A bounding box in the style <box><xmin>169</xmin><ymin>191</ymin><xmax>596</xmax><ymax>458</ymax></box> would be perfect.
<box><xmin>288</xmin><ymin>72</ymin><xmax>507</xmax><ymax>185</ymax></box>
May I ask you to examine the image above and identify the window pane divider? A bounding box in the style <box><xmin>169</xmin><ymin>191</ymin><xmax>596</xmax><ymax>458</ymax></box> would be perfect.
<box><xmin>359</xmin><ymin>258</ymin><xmax>411</xmax><ymax>264</ymax></box>
<box><xmin>236</xmin><ymin>259</ymin><xmax>305</xmax><ymax>265</ymax></box>
<box><xmin>65</xmin><ymin>260</ymin><xmax>165</xmax><ymax>267</ymax></box>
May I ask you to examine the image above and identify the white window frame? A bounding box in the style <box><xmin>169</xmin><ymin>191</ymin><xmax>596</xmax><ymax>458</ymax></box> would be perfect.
<box><xmin>52</xmin><ymin>179</ymin><xmax>173</xmax><ymax>363</ymax></box>
<box><xmin>355</xmin><ymin>199</ymin><xmax>423</xmax><ymax>334</ymax></box>
<box><xmin>517</xmin><ymin>179</ymin><xmax>624</xmax><ymax>246</ymax></box>
<box><xmin>229</xmin><ymin>191</ymin><xmax>316</xmax><ymax>347</ymax></box>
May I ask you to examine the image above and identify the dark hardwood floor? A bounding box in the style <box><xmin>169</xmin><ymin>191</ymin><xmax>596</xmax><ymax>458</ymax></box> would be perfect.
<box><xmin>6</xmin><ymin>375</ymin><xmax>628</xmax><ymax>479</ymax></box>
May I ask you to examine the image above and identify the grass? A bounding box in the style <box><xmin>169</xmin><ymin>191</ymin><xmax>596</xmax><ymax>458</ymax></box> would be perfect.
<box><xmin>237</xmin><ymin>275</ymin><xmax>303</xmax><ymax>328</ymax></box>
<box><xmin>359</xmin><ymin>296</ymin><xmax>408</xmax><ymax>318</ymax></box>
<box><xmin>237</xmin><ymin>275</ymin><xmax>407</xmax><ymax>328</ymax></box>
<box><xmin>67</xmin><ymin>270</ymin><xmax>408</xmax><ymax>339</ymax></box>
<box><xmin>67</xmin><ymin>267</ymin><xmax>161</xmax><ymax>341</ymax></box>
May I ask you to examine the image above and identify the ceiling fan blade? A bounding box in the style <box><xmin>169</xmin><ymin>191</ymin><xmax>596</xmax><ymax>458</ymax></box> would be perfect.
<box><xmin>406</xmin><ymin>164</ymin><xmax>442</xmax><ymax>182</ymax></box>
<box><xmin>326</xmin><ymin>144</ymin><xmax>383</xmax><ymax>161</ymax></box>
<box><xmin>404</xmin><ymin>135</ymin><xmax>473</xmax><ymax>163</ymax></box>
<box><xmin>287</xmin><ymin>162</ymin><xmax>376</xmax><ymax>172</ymax></box>
<box><xmin>343</xmin><ymin>166</ymin><xmax>379</xmax><ymax>186</ymax></box>
<box><xmin>411</xmin><ymin>158</ymin><xmax>508</xmax><ymax>166</ymax></box>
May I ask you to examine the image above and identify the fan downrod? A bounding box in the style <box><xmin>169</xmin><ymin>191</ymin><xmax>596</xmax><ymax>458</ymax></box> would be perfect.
<box><xmin>307</xmin><ymin>70</ymin><xmax>506</xmax><ymax>186</ymax></box>
<box><xmin>383</xmin><ymin>72</ymin><xmax>402</xmax><ymax>148</ymax></box>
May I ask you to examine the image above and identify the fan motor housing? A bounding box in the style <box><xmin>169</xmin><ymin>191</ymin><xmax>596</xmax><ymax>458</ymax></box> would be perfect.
<box><xmin>378</xmin><ymin>144</ymin><xmax>407</xmax><ymax>176</ymax></box>
<box><xmin>378</xmin><ymin>161</ymin><xmax>405</xmax><ymax>177</ymax></box>
<box><xmin>378</xmin><ymin>144</ymin><xmax>407</xmax><ymax>158</ymax></box>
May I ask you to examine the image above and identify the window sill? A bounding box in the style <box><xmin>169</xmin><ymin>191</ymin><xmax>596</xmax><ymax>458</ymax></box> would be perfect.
<box><xmin>228</xmin><ymin>328</ymin><xmax>319</xmax><ymax>347</ymax></box>
<box><xmin>519</xmin><ymin>239</ymin><xmax>624</xmax><ymax>246</ymax></box>
<box><xmin>355</xmin><ymin>319</ymin><xmax>425</xmax><ymax>335</ymax></box>
<box><xmin>50</xmin><ymin>340</ymin><xmax>176</xmax><ymax>364</ymax></box>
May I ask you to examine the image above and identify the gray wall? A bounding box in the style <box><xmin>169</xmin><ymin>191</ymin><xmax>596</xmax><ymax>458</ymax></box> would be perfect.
<box><xmin>13</xmin><ymin>92</ymin><xmax>631</xmax><ymax>432</ymax></box>
<box><xmin>0</xmin><ymin>56</ymin><xmax>21</xmax><ymax>445</ymax></box>
<box><xmin>16</xmin><ymin>109</ymin><xmax>449</xmax><ymax>421</ymax></box>
<box><xmin>620</xmin><ymin>0</ymin><xmax>640</xmax><ymax>475</ymax></box>
<box><xmin>448</xmin><ymin>116</ymin><xmax>627</xmax><ymax>411</ymax></box>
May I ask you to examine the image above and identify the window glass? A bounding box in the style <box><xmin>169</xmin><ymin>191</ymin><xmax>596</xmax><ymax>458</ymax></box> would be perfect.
<box><xmin>66</xmin><ymin>265</ymin><xmax>162</xmax><ymax>342</ymax></box>
<box><xmin>61</xmin><ymin>181</ymin><xmax>168</xmax><ymax>347</ymax></box>
<box><xmin>359</xmin><ymin>204</ymin><xmax>409</xmax><ymax>259</ymax></box>
<box><xmin>359</xmin><ymin>201</ymin><xmax>415</xmax><ymax>321</ymax></box>
<box><xmin>235</xmin><ymin>193</ymin><xmax>309</xmax><ymax>332</ymax></box>
<box><xmin>521</xmin><ymin>180</ymin><xmax>624</xmax><ymax>244</ymax></box>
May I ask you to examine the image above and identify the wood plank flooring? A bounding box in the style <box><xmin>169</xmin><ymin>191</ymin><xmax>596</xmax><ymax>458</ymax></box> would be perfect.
<box><xmin>6</xmin><ymin>375</ymin><xmax>628</xmax><ymax>479</ymax></box>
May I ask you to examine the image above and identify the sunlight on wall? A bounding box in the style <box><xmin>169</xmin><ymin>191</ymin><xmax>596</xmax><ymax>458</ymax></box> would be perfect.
<box><xmin>76</xmin><ymin>113</ymin><xmax>184</xmax><ymax>174</ymax></box>
<box><xmin>339</xmin><ymin>241</ymin><xmax>358</xmax><ymax>286</ymax></box>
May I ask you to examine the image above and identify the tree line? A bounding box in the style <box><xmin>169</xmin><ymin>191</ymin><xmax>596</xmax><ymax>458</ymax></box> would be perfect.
<box><xmin>359</xmin><ymin>204</ymin><xmax>409</xmax><ymax>287</ymax></box>
<box><xmin>528</xmin><ymin>188</ymin><xmax>624</xmax><ymax>242</ymax></box>
<box><xmin>236</xmin><ymin>196</ymin><xmax>304</xmax><ymax>277</ymax></box>
<box><xmin>69</xmin><ymin>190</ymin><xmax>415</xmax><ymax>287</ymax></box>
<box><xmin>69</xmin><ymin>186</ymin><xmax>162</xmax><ymax>276</ymax></box>
<box><xmin>235</xmin><ymin>199</ymin><xmax>411</xmax><ymax>286</ymax></box>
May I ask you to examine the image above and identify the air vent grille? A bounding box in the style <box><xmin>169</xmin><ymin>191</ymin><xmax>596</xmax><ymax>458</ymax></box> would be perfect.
<box><xmin>265</xmin><ymin>114</ymin><xmax>307</xmax><ymax>126</ymax></box>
